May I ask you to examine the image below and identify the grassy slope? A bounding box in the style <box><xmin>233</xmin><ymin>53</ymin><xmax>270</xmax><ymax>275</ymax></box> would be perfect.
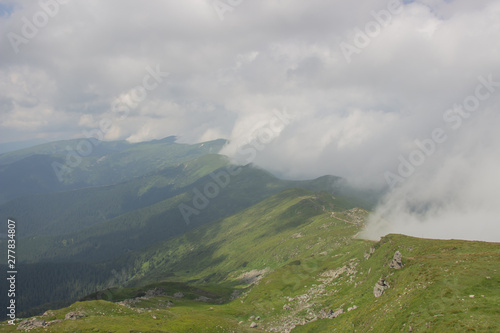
<box><xmin>117</xmin><ymin>188</ymin><xmax>356</xmax><ymax>286</ymax></box>
<box><xmin>14</xmin><ymin>166</ymin><xmax>360</xmax><ymax>264</ymax></box>
<box><xmin>14</xmin><ymin>164</ymin><xmax>292</xmax><ymax>263</ymax></box>
<box><xmin>2</xmin><ymin>189</ymin><xmax>497</xmax><ymax>332</ymax></box>
<box><xmin>0</xmin><ymin>154</ymin><xmax>228</xmax><ymax>238</ymax></box>
<box><xmin>0</xmin><ymin>138</ymin><xmax>226</xmax><ymax>204</ymax></box>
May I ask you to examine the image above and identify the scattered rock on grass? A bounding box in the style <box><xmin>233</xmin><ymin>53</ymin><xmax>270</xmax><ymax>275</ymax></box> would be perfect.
<box><xmin>374</xmin><ymin>278</ymin><xmax>390</xmax><ymax>297</ymax></box>
<box><xmin>64</xmin><ymin>311</ymin><xmax>86</xmax><ymax>320</ymax></box>
<box><xmin>17</xmin><ymin>318</ymin><xmax>47</xmax><ymax>330</ymax></box>
<box><xmin>389</xmin><ymin>251</ymin><xmax>404</xmax><ymax>269</ymax></box>
<box><xmin>319</xmin><ymin>308</ymin><xmax>344</xmax><ymax>319</ymax></box>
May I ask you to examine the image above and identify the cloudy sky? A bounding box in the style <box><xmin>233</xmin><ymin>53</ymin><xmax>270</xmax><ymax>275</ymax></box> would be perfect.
<box><xmin>1</xmin><ymin>0</ymin><xmax>499</xmax><ymax>241</ymax></box>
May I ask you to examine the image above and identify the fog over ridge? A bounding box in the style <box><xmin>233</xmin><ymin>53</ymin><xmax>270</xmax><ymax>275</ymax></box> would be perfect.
<box><xmin>1</xmin><ymin>0</ymin><xmax>499</xmax><ymax>241</ymax></box>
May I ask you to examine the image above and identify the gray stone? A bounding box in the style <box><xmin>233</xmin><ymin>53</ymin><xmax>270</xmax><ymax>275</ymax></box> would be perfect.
<box><xmin>389</xmin><ymin>251</ymin><xmax>403</xmax><ymax>269</ymax></box>
<box><xmin>64</xmin><ymin>311</ymin><xmax>86</xmax><ymax>320</ymax></box>
<box><xmin>145</xmin><ymin>288</ymin><xmax>166</xmax><ymax>297</ymax></box>
<box><xmin>331</xmin><ymin>308</ymin><xmax>344</xmax><ymax>318</ymax></box>
<box><xmin>374</xmin><ymin>278</ymin><xmax>390</xmax><ymax>297</ymax></box>
<box><xmin>17</xmin><ymin>318</ymin><xmax>47</xmax><ymax>330</ymax></box>
<box><xmin>319</xmin><ymin>308</ymin><xmax>344</xmax><ymax>319</ymax></box>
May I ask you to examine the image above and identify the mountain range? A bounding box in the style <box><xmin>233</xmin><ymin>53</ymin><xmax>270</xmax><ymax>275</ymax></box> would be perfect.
<box><xmin>0</xmin><ymin>137</ymin><xmax>498</xmax><ymax>332</ymax></box>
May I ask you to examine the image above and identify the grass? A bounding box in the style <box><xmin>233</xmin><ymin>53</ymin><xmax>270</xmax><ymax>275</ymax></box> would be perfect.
<box><xmin>1</xmin><ymin>190</ymin><xmax>499</xmax><ymax>332</ymax></box>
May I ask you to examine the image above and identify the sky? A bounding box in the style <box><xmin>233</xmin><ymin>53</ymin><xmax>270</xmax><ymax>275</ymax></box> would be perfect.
<box><xmin>1</xmin><ymin>0</ymin><xmax>499</xmax><ymax>241</ymax></box>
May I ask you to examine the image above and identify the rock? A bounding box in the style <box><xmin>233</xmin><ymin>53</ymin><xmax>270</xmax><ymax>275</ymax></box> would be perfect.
<box><xmin>347</xmin><ymin>305</ymin><xmax>357</xmax><ymax>311</ymax></box>
<box><xmin>318</xmin><ymin>309</ymin><xmax>331</xmax><ymax>319</ymax></box>
<box><xmin>145</xmin><ymin>288</ymin><xmax>166</xmax><ymax>297</ymax></box>
<box><xmin>469</xmin><ymin>295</ymin><xmax>475</xmax><ymax>298</ymax></box>
<box><xmin>332</xmin><ymin>308</ymin><xmax>344</xmax><ymax>318</ymax></box>
<box><xmin>250</xmin><ymin>322</ymin><xmax>258</xmax><ymax>328</ymax></box>
<box><xmin>319</xmin><ymin>308</ymin><xmax>344</xmax><ymax>319</ymax></box>
<box><xmin>173</xmin><ymin>292</ymin><xmax>184</xmax><ymax>298</ymax></box>
<box><xmin>237</xmin><ymin>268</ymin><xmax>270</xmax><ymax>285</ymax></box>
<box><xmin>364</xmin><ymin>246</ymin><xmax>376</xmax><ymax>260</ymax></box>
<box><xmin>17</xmin><ymin>318</ymin><xmax>47</xmax><ymax>330</ymax></box>
<box><xmin>42</xmin><ymin>310</ymin><xmax>54</xmax><ymax>317</ymax></box>
<box><xmin>65</xmin><ymin>311</ymin><xmax>86</xmax><ymax>320</ymax></box>
<box><xmin>374</xmin><ymin>278</ymin><xmax>390</xmax><ymax>297</ymax></box>
<box><xmin>389</xmin><ymin>251</ymin><xmax>403</xmax><ymax>269</ymax></box>
<box><xmin>256</xmin><ymin>316</ymin><xmax>261</xmax><ymax>320</ymax></box>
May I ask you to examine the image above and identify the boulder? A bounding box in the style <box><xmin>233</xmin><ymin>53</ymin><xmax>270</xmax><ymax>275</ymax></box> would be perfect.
<box><xmin>389</xmin><ymin>251</ymin><xmax>403</xmax><ymax>269</ymax></box>
<box><xmin>17</xmin><ymin>318</ymin><xmax>47</xmax><ymax>330</ymax></box>
<box><xmin>64</xmin><ymin>311</ymin><xmax>86</xmax><ymax>320</ymax></box>
<box><xmin>319</xmin><ymin>308</ymin><xmax>344</xmax><ymax>319</ymax></box>
<box><xmin>332</xmin><ymin>308</ymin><xmax>344</xmax><ymax>318</ymax></box>
<box><xmin>374</xmin><ymin>278</ymin><xmax>390</xmax><ymax>297</ymax></box>
<box><xmin>145</xmin><ymin>288</ymin><xmax>166</xmax><ymax>297</ymax></box>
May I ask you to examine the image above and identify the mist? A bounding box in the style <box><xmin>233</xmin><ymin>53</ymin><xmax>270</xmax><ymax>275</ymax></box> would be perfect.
<box><xmin>1</xmin><ymin>0</ymin><xmax>500</xmax><ymax>241</ymax></box>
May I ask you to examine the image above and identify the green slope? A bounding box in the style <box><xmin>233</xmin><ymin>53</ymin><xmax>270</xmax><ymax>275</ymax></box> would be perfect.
<box><xmin>2</xmin><ymin>188</ymin><xmax>498</xmax><ymax>332</ymax></box>
<box><xmin>0</xmin><ymin>154</ymin><xmax>228</xmax><ymax>238</ymax></box>
<box><xmin>0</xmin><ymin>137</ymin><xmax>226</xmax><ymax>204</ymax></box>
<box><xmin>116</xmin><ymin>188</ymin><xmax>352</xmax><ymax>286</ymax></box>
<box><xmin>12</xmin><ymin>164</ymin><xmax>362</xmax><ymax>264</ymax></box>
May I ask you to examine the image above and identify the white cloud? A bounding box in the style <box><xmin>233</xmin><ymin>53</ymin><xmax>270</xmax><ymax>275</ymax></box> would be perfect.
<box><xmin>1</xmin><ymin>0</ymin><xmax>500</xmax><ymax>241</ymax></box>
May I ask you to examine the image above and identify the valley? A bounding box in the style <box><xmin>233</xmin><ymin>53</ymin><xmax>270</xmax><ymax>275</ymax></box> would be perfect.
<box><xmin>0</xmin><ymin>138</ymin><xmax>498</xmax><ymax>332</ymax></box>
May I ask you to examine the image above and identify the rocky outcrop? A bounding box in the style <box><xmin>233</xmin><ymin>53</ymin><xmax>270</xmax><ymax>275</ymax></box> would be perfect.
<box><xmin>374</xmin><ymin>278</ymin><xmax>390</xmax><ymax>297</ymax></box>
<box><xmin>319</xmin><ymin>308</ymin><xmax>344</xmax><ymax>319</ymax></box>
<box><xmin>65</xmin><ymin>311</ymin><xmax>86</xmax><ymax>320</ymax></box>
<box><xmin>195</xmin><ymin>296</ymin><xmax>210</xmax><ymax>302</ymax></box>
<box><xmin>17</xmin><ymin>319</ymin><xmax>47</xmax><ymax>330</ymax></box>
<box><xmin>237</xmin><ymin>268</ymin><xmax>270</xmax><ymax>285</ymax></box>
<box><xmin>389</xmin><ymin>251</ymin><xmax>403</xmax><ymax>269</ymax></box>
<box><xmin>364</xmin><ymin>246</ymin><xmax>376</xmax><ymax>260</ymax></box>
<box><xmin>144</xmin><ymin>288</ymin><xmax>166</xmax><ymax>297</ymax></box>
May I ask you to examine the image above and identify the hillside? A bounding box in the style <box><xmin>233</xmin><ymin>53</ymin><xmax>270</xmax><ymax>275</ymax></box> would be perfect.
<box><xmin>1</xmin><ymin>189</ymin><xmax>498</xmax><ymax>332</ymax></box>
<box><xmin>0</xmin><ymin>137</ymin><xmax>378</xmax><ymax>319</ymax></box>
<box><xmin>0</xmin><ymin>137</ymin><xmax>226</xmax><ymax>204</ymax></box>
<box><xmin>0</xmin><ymin>154</ymin><xmax>229</xmax><ymax>238</ymax></box>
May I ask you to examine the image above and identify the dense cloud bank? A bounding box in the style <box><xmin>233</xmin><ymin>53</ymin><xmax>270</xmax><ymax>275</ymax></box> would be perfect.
<box><xmin>1</xmin><ymin>0</ymin><xmax>499</xmax><ymax>241</ymax></box>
